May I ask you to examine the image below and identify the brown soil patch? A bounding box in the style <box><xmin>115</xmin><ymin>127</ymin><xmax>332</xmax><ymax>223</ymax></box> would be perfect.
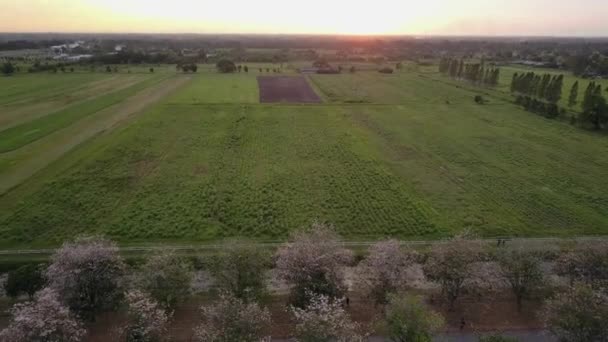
<box><xmin>258</xmin><ymin>76</ymin><xmax>322</xmax><ymax>103</ymax></box>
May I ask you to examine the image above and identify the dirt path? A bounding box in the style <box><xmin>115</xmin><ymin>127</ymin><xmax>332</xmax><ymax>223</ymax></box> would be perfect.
<box><xmin>0</xmin><ymin>75</ymin><xmax>191</xmax><ymax>194</ymax></box>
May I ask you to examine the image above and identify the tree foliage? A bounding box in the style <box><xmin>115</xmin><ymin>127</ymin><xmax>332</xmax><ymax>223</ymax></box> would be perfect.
<box><xmin>216</xmin><ymin>59</ymin><xmax>237</xmax><ymax>73</ymax></box>
<box><xmin>138</xmin><ymin>251</ymin><xmax>193</xmax><ymax>309</ymax></box>
<box><xmin>555</xmin><ymin>242</ymin><xmax>608</xmax><ymax>287</ymax></box>
<box><xmin>381</xmin><ymin>294</ymin><xmax>444</xmax><ymax>342</ymax></box>
<box><xmin>211</xmin><ymin>243</ymin><xmax>270</xmax><ymax>302</ymax></box>
<box><xmin>275</xmin><ymin>222</ymin><xmax>353</xmax><ymax>307</ymax></box>
<box><xmin>193</xmin><ymin>295</ymin><xmax>271</xmax><ymax>342</ymax></box>
<box><xmin>357</xmin><ymin>240</ymin><xmax>411</xmax><ymax>304</ymax></box>
<box><xmin>291</xmin><ymin>293</ymin><xmax>365</xmax><ymax>342</ymax></box>
<box><xmin>579</xmin><ymin>82</ymin><xmax>608</xmax><ymax>129</ymax></box>
<box><xmin>119</xmin><ymin>290</ymin><xmax>171</xmax><ymax>342</ymax></box>
<box><xmin>4</xmin><ymin>263</ymin><xmax>45</xmax><ymax>299</ymax></box>
<box><xmin>439</xmin><ymin>58</ymin><xmax>500</xmax><ymax>86</ymax></box>
<box><xmin>423</xmin><ymin>237</ymin><xmax>480</xmax><ymax>310</ymax></box>
<box><xmin>497</xmin><ymin>249</ymin><xmax>544</xmax><ymax>311</ymax></box>
<box><xmin>544</xmin><ymin>284</ymin><xmax>608</xmax><ymax>342</ymax></box>
<box><xmin>46</xmin><ymin>236</ymin><xmax>126</xmax><ymax>321</ymax></box>
<box><xmin>1</xmin><ymin>62</ymin><xmax>16</xmax><ymax>76</ymax></box>
<box><xmin>0</xmin><ymin>288</ymin><xmax>86</xmax><ymax>342</ymax></box>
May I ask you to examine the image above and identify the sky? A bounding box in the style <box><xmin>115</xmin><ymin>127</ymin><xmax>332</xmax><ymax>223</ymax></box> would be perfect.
<box><xmin>1</xmin><ymin>0</ymin><xmax>608</xmax><ymax>36</ymax></box>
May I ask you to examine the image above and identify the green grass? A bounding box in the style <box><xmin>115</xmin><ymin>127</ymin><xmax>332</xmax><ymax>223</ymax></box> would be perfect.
<box><xmin>0</xmin><ymin>73</ymin><xmax>109</xmax><ymax>105</ymax></box>
<box><xmin>1</xmin><ymin>68</ymin><xmax>607</xmax><ymax>248</ymax></box>
<box><xmin>0</xmin><ymin>75</ymin><xmax>164</xmax><ymax>152</ymax></box>
<box><xmin>168</xmin><ymin>73</ymin><xmax>260</xmax><ymax>104</ymax></box>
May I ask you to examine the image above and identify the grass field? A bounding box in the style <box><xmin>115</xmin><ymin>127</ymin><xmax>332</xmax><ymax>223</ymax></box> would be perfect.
<box><xmin>0</xmin><ymin>66</ymin><xmax>607</xmax><ymax>248</ymax></box>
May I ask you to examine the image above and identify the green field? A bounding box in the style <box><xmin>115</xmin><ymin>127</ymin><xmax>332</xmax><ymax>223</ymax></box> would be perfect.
<box><xmin>1</xmin><ymin>65</ymin><xmax>607</xmax><ymax>247</ymax></box>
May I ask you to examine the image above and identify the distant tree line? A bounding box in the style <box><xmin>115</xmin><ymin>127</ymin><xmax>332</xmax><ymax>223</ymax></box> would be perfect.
<box><xmin>439</xmin><ymin>58</ymin><xmax>500</xmax><ymax>86</ymax></box>
<box><xmin>579</xmin><ymin>81</ymin><xmax>608</xmax><ymax>129</ymax></box>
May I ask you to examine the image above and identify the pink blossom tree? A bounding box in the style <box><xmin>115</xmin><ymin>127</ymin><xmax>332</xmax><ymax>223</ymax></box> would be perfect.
<box><xmin>275</xmin><ymin>222</ymin><xmax>353</xmax><ymax>307</ymax></box>
<box><xmin>291</xmin><ymin>293</ymin><xmax>365</xmax><ymax>342</ymax></box>
<box><xmin>357</xmin><ymin>240</ymin><xmax>411</xmax><ymax>304</ymax></box>
<box><xmin>46</xmin><ymin>236</ymin><xmax>126</xmax><ymax>320</ymax></box>
<box><xmin>423</xmin><ymin>237</ymin><xmax>481</xmax><ymax>311</ymax></box>
<box><xmin>119</xmin><ymin>290</ymin><xmax>171</xmax><ymax>342</ymax></box>
<box><xmin>0</xmin><ymin>288</ymin><xmax>86</xmax><ymax>342</ymax></box>
<box><xmin>193</xmin><ymin>295</ymin><xmax>271</xmax><ymax>342</ymax></box>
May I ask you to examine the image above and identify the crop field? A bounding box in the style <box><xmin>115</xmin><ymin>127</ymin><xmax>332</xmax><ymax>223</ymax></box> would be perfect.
<box><xmin>1</xmin><ymin>66</ymin><xmax>607</xmax><ymax>247</ymax></box>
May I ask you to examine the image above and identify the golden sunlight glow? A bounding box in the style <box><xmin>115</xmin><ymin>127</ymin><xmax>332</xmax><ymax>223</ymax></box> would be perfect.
<box><xmin>1</xmin><ymin>0</ymin><xmax>607</xmax><ymax>36</ymax></box>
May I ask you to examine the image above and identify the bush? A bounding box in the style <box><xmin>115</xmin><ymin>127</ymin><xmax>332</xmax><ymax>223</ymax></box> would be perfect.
<box><xmin>382</xmin><ymin>294</ymin><xmax>444</xmax><ymax>342</ymax></box>
<box><xmin>379</xmin><ymin>67</ymin><xmax>394</xmax><ymax>74</ymax></box>
<box><xmin>474</xmin><ymin>95</ymin><xmax>485</xmax><ymax>104</ymax></box>
<box><xmin>216</xmin><ymin>60</ymin><xmax>237</xmax><ymax>73</ymax></box>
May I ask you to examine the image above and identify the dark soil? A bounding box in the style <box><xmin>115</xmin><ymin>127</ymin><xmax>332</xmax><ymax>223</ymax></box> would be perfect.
<box><xmin>257</xmin><ymin>76</ymin><xmax>322</xmax><ymax>103</ymax></box>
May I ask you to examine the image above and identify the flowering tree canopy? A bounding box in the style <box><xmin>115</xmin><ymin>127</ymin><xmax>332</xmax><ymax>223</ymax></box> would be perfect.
<box><xmin>0</xmin><ymin>288</ymin><xmax>86</xmax><ymax>342</ymax></box>
<box><xmin>120</xmin><ymin>290</ymin><xmax>171</xmax><ymax>342</ymax></box>
<box><xmin>357</xmin><ymin>240</ymin><xmax>411</xmax><ymax>304</ymax></box>
<box><xmin>46</xmin><ymin>236</ymin><xmax>126</xmax><ymax>320</ymax></box>
<box><xmin>291</xmin><ymin>293</ymin><xmax>365</xmax><ymax>342</ymax></box>
<box><xmin>275</xmin><ymin>222</ymin><xmax>353</xmax><ymax>307</ymax></box>
<box><xmin>194</xmin><ymin>295</ymin><xmax>271</xmax><ymax>342</ymax></box>
<box><xmin>544</xmin><ymin>284</ymin><xmax>608</xmax><ymax>342</ymax></box>
<box><xmin>138</xmin><ymin>251</ymin><xmax>193</xmax><ymax>309</ymax></box>
<box><xmin>423</xmin><ymin>237</ymin><xmax>481</xmax><ymax>310</ymax></box>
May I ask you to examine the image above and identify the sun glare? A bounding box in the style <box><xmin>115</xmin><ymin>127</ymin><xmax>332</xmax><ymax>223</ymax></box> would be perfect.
<box><xmin>85</xmin><ymin>0</ymin><xmax>442</xmax><ymax>34</ymax></box>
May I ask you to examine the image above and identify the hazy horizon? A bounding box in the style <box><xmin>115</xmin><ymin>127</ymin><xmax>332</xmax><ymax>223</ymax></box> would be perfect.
<box><xmin>1</xmin><ymin>0</ymin><xmax>608</xmax><ymax>37</ymax></box>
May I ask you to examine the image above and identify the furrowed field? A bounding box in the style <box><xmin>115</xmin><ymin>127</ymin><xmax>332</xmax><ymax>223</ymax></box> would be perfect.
<box><xmin>1</xmin><ymin>65</ymin><xmax>607</xmax><ymax>247</ymax></box>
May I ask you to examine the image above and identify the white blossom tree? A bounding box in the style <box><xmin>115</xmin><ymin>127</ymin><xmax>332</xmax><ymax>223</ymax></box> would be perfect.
<box><xmin>46</xmin><ymin>236</ymin><xmax>126</xmax><ymax>320</ymax></box>
<box><xmin>0</xmin><ymin>288</ymin><xmax>86</xmax><ymax>342</ymax></box>
<box><xmin>554</xmin><ymin>241</ymin><xmax>608</xmax><ymax>287</ymax></box>
<box><xmin>137</xmin><ymin>251</ymin><xmax>193</xmax><ymax>309</ymax></box>
<box><xmin>357</xmin><ymin>240</ymin><xmax>411</xmax><ymax>304</ymax></box>
<box><xmin>275</xmin><ymin>222</ymin><xmax>353</xmax><ymax>307</ymax></box>
<box><xmin>119</xmin><ymin>290</ymin><xmax>171</xmax><ymax>342</ymax></box>
<box><xmin>291</xmin><ymin>293</ymin><xmax>365</xmax><ymax>342</ymax></box>
<box><xmin>193</xmin><ymin>295</ymin><xmax>271</xmax><ymax>342</ymax></box>
<box><xmin>423</xmin><ymin>237</ymin><xmax>481</xmax><ymax>311</ymax></box>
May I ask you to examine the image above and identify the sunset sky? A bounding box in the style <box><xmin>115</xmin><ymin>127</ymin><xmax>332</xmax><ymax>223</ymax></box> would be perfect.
<box><xmin>1</xmin><ymin>0</ymin><xmax>608</xmax><ymax>36</ymax></box>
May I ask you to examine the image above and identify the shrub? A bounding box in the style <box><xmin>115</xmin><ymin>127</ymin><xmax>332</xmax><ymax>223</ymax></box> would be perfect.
<box><xmin>379</xmin><ymin>67</ymin><xmax>394</xmax><ymax>74</ymax></box>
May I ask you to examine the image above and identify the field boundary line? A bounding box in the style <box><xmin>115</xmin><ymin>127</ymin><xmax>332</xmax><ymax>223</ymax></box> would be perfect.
<box><xmin>0</xmin><ymin>236</ymin><xmax>606</xmax><ymax>256</ymax></box>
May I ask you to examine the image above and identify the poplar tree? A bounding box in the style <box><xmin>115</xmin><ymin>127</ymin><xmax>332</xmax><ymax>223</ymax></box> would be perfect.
<box><xmin>568</xmin><ymin>81</ymin><xmax>579</xmax><ymax>108</ymax></box>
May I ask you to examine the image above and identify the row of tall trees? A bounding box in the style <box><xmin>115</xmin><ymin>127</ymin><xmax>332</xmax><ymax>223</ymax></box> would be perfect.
<box><xmin>510</xmin><ymin>72</ymin><xmax>564</xmax><ymax>104</ymax></box>
<box><xmin>439</xmin><ymin>58</ymin><xmax>500</xmax><ymax>86</ymax></box>
<box><xmin>2</xmin><ymin>229</ymin><xmax>608</xmax><ymax>341</ymax></box>
<box><xmin>579</xmin><ymin>81</ymin><xmax>608</xmax><ymax>129</ymax></box>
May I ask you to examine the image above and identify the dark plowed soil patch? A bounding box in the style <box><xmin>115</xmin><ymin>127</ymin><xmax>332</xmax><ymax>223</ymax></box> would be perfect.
<box><xmin>258</xmin><ymin>76</ymin><xmax>322</xmax><ymax>103</ymax></box>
